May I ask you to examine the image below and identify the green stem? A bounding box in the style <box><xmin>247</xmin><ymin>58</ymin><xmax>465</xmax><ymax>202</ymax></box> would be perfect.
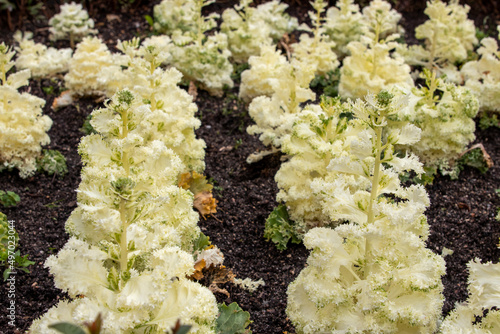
<box><xmin>149</xmin><ymin>60</ymin><xmax>157</xmax><ymax>111</ymax></box>
<box><xmin>370</xmin><ymin>21</ymin><xmax>381</xmax><ymax>79</ymax></box>
<box><xmin>426</xmin><ymin>70</ymin><xmax>438</xmax><ymax>107</ymax></box>
<box><xmin>119</xmin><ymin>105</ymin><xmax>130</xmax><ymax>273</ymax></box>
<box><xmin>1</xmin><ymin>62</ymin><xmax>6</xmax><ymax>86</ymax></box>
<box><xmin>196</xmin><ymin>0</ymin><xmax>204</xmax><ymax>48</ymax></box>
<box><xmin>367</xmin><ymin>126</ymin><xmax>382</xmax><ymax>225</ymax></box>
<box><xmin>119</xmin><ymin>199</ymin><xmax>128</xmax><ymax>272</ymax></box>
<box><xmin>121</xmin><ymin>108</ymin><xmax>130</xmax><ymax>174</ymax></box>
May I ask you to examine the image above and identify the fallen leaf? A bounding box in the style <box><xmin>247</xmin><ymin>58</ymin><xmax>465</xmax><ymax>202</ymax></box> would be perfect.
<box><xmin>178</xmin><ymin>171</ymin><xmax>218</xmax><ymax>217</ymax></box>
<box><xmin>209</xmin><ymin>283</ymin><xmax>230</xmax><ymax>298</ymax></box>
<box><xmin>51</xmin><ymin>90</ymin><xmax>74</xmax><ymax>110</ymax></box>
<box><xmin>188</xmin><ymin>259</ymin><xmax>206</xmax><ymax>280</ymax></box>
<box><xmin>194</xmin><ymin>191</ymin><xmax>218</xmax><ymax>218</ymax></box>
<box><xmin>188</xmin><ymin>81</ymin><xmax>198</xmax><ymax>101</ymax></box>
<box><xmin>106</xmin><ymin>14</ymin><xmax>121</xmax><ymax>22</ymax></box>
<box><xmin>219</xmin><ymin>146</ymin><xmax>233</xmax><ymax>152</ymax></box>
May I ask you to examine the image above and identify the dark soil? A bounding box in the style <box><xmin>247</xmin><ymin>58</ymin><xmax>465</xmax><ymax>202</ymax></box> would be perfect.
<box><xmin>1</xmin><ymin>1</ymin><xmax>500</xmax><ymax>334</ymax></box>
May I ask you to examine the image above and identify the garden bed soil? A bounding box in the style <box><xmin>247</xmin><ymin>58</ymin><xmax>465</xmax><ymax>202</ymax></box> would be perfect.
<box><xmin>1</xmin><ymin>1</ymin><xmax>500</xmax><ymax>333</ymax></box>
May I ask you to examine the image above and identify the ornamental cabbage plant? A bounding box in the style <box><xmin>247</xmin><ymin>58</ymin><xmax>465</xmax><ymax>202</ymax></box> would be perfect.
<box><xmin>246</xmin><ymin>55</ymin><xmax>315</xmax><ymax>148</ymax></box>
<box><xmin>106</xmin><ymin>37</ymin><xmax>206</xmax><ymax>173</ymax></box>
<box><xmin>14</xmin><ymin>31</ymin><xmax>72</xmax><ymax>78</ymax></box>
<box><xmin>221</xmin><ymin>0</ymin><xmax>298</xmax><ymax>64</ymax></box>
<box><xmin>396</xmin><ymin>0</ymin><xmax>477</xmax><ymax>77</ymax></box>
<box><xmin>0</xmin><ymin>43</ymin><xmax>52</xmax><ymax>178</ymax></box>
<box><xmin>30</xmin><ymin>91</ymin><xmax>218</xmax><ymax>333</ymax></box>
<box><xmin>440</xmin><ymin>259</ymin><xmax>500</xmax><ymax>333</ymax></box>
<box><xmin>324</xmin><ymin>0</ymin><xmax>364</xmax><ymax>59</ymax></box>
<box><xmin>154</xmin><ymin>0</ymin><xmax>233</xmax><ymax>96</ymax></box>
<box><xmin>339</xmin><ymin>0</ymin><xmax>413</xmax><ymax>100</ymax></box>
<box><xmin>286</xmin><ymin>92</ymin><xmax>445</xmax><ymax>333</ymax></box>
<box><xmin>461</xmin><ymin>35</ymin><xmax>500</xmax><ymax>112</ymax></box>
<box><xmin>275</xmin><ymin>97</ymin><xmax>353</xmax><ymax>229</ymax></box>
<box><xmin>153</xmin><ymin>0</ymin><xmax>209</xmax><ymax>35</ymax></box>
<box><xmin>238</xmin><ymin>44</ymin><xmax>290</xmax><ymax>103</ymax></box>
<box><xmin>49</xmin><ymin>2</ymin><xmax>97</xmax><ymax>48</ymax></box>
<box><xmin>64</xmin><ymin>37</ymin><xmax>122</xmax><ymax>97</ymax></box>
<box><xmin>392</xmin><ymin>69</ymin><xmax>479</xmax><ymax>169</ymax></box>
<box><xmin>291</xmin><ymin>0</ymin><xmax>339</xmax><ymax>77</ymax></box>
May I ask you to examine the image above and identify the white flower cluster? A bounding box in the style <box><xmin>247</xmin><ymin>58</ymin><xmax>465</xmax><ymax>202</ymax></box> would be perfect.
<box><xmin>49</xmin><ymin>2</ymin><xmax>97</xmax><ymax>48</ymax></box>
<box><xmin>286</xmin><ymin>92</ymin><xmax>445</xmax><ymax>333</ymax></box>
<box><xmin>14</xmin><ymin>31</ymin><xmax>72</xmax><ymax>78</ymax></box>
<box><xmin>0</xmin><ymin>43</ymin><xmax>52</xmax><ymax>178</ymax></box>
<box><xmin>154</xmin><ymin>0</ymin><xmax>233</xmax><ymax>96</ymax></box>
<box><xmin>221</xmin><ymin>0</ymin><xmax>298</xmax><ymax>63</ymax></box>
<box><xmin>30</xmin><ymin>89</ymin><xmax>218</xmax><ymax>333</ymax></box>
<box><xmin>339</xmin><ymin>0</ymin><xmax>412</xmax><ymax>100</ymax></box>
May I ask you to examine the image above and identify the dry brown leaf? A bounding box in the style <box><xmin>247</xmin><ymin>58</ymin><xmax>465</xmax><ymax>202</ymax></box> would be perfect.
<box><xmin>194</xmin><ymin>191</ymin><xmax>218</xmax><ymax>218</ymax></box>
<box><xmin>51</xmin><ymin>90</ymin><xmax>74</xmax><ymax>110</ymax></box>
<box><xmin>188</xmin><ymin>81</ymin><xmax>198</xmax><ymax>101</ymax></box>
<box><xmin>460</xmin><ymin>143</ymin><xmax>494</xmax><ymax>168</ymax></box>
<box><xmin>188</xmin><ymin>259</ymin><xmax>206</xmax><ymax>280</ymax></box>
<box><xmin>178</xmin><ymin>172</ymin><xmax>218</xmax><ymax>217</ymax></box>
<box><xmin>106</xmin><ymin>14</ymin><xmax>121</xmax><ymax>22</ymax></box>
<box><xmin>279</xmin><ymin>33</ymin><xmax>292</xmax><ymax>60</ymax></box>
<box><xmin>209</xmin><ymin>283</ymin><xmax>231</xmax><ymax>298</ymax></box>
<box><xmin>178</xmin><ymin>172</ymin><xmax>192</xmax><ymax>190</ymax></box>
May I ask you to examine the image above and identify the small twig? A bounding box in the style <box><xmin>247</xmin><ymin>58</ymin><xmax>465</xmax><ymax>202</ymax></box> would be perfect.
<box><xmin>459</xmin><ymin>143</ymin><xmax>494</xmax><ymax>168</ymax></box>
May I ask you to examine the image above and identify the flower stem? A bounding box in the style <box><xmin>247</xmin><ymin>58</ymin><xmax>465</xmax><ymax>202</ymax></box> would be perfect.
<box><xmin>367</xmin><ymin>126</ymin><xmax>382</xmax><ymax>225</ymax></box>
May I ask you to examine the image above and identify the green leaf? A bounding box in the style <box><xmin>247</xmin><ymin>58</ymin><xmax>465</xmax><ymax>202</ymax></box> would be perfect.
<box><xmin>144</xmin><ymin>15</ymin><xmax>154</xmax><ymax>28</ymax></box>
<box><xmin>0</xmin><ymin>190</ymin><xmax>20</xmax><ymax>207</ymax></box>
<box><xmin>81</xmin><ymin>114</ymin><xmax>97</xmax><ymax>135</ymax></box>
<box><xmin>216</xmin><ymin>302</ymin><xmax>252</xmax><ymax>334</ymax></box>
<box><xmin>263</xmin><ymin>205</ymin><xmax>301</xmax><ymax>251</ymax></box>
<box><xmin>193</xmin><ymin>232</ymin><xmax>211</xmax><ymax>253</ymax></box>
<box><xmin>48</xmin><ymin>323</ymin><xmax>87</xmax><ymax>334</ymax></box>
<box><xmin>37</xmin><ymin>150</ymin><xmax>68</xmax><ymax>177</ymax></box>
<box><xmin>174</xmin><ymin>324</ymin><xmax>192</xmax><ymax>334</ymax></box>
<box><xmin>458</xmin><ymin>147</ymin><xmax>491</xmax><ymax>174</ymax></box>
<box><xmin>3</xmin><ymin>268</ymin><xmax>11</xmax><ymax>281</ymax></box>
<box><xmin>479</xmin><ymin>113</ymin><xmax>500</xmax><ymax>130</ymax></box>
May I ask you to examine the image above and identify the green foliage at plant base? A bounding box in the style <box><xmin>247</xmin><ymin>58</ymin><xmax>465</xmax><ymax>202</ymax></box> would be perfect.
<box><xmin>49</xmin><ymin>323</ymin><xmax>87</xmax><ymax>334</ymax></box>
<box><xmin>479</xmin><ymin>113</ymin><xmax>500</xmax><ymax>130</ymax></box>
<box><xmin>49</xmin><ymin>313</ymin><xmax>102</xmax><ymax>334</ymax></box>
<box><xmin>193</xmin><ymin>231</ymin><xmax>211</xmax><ymax>253</ymax></box>
<box><xmin>310</xmin><ymin>69</ymin><xmax>340</xmax><ymax>97</ymax></box>
<box><xmin>1</xmin><ymin>212</ymin><xmax>34</xmax><ymax>280</ymax></box>
<box><xmin>216</xmin><ymin>302</ymin><xmax>252</xmax><ymax>334</ymax></box>
<box><xmin>36</xmin><ymin>149</ymin><xmax>68</xmax><ymax>177</ymax></box>
<box><xmin>400</xmin><ymin>166</ymin><xmax>437</xmax><ymax>186</ymax></box>
<box><xmin>458</xmin><ymin>148</ymin><xmax>491</xmax><ymax>174</ymax></box>
<box><xmin>0</xmin><ymin>190</ymin><xmax>20</xmax><ymax>207</ymax></box>
<box><xmin>264</xmin><ymin>204</ymin><xmax>301</xmax><ymax>251</ymax></box>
